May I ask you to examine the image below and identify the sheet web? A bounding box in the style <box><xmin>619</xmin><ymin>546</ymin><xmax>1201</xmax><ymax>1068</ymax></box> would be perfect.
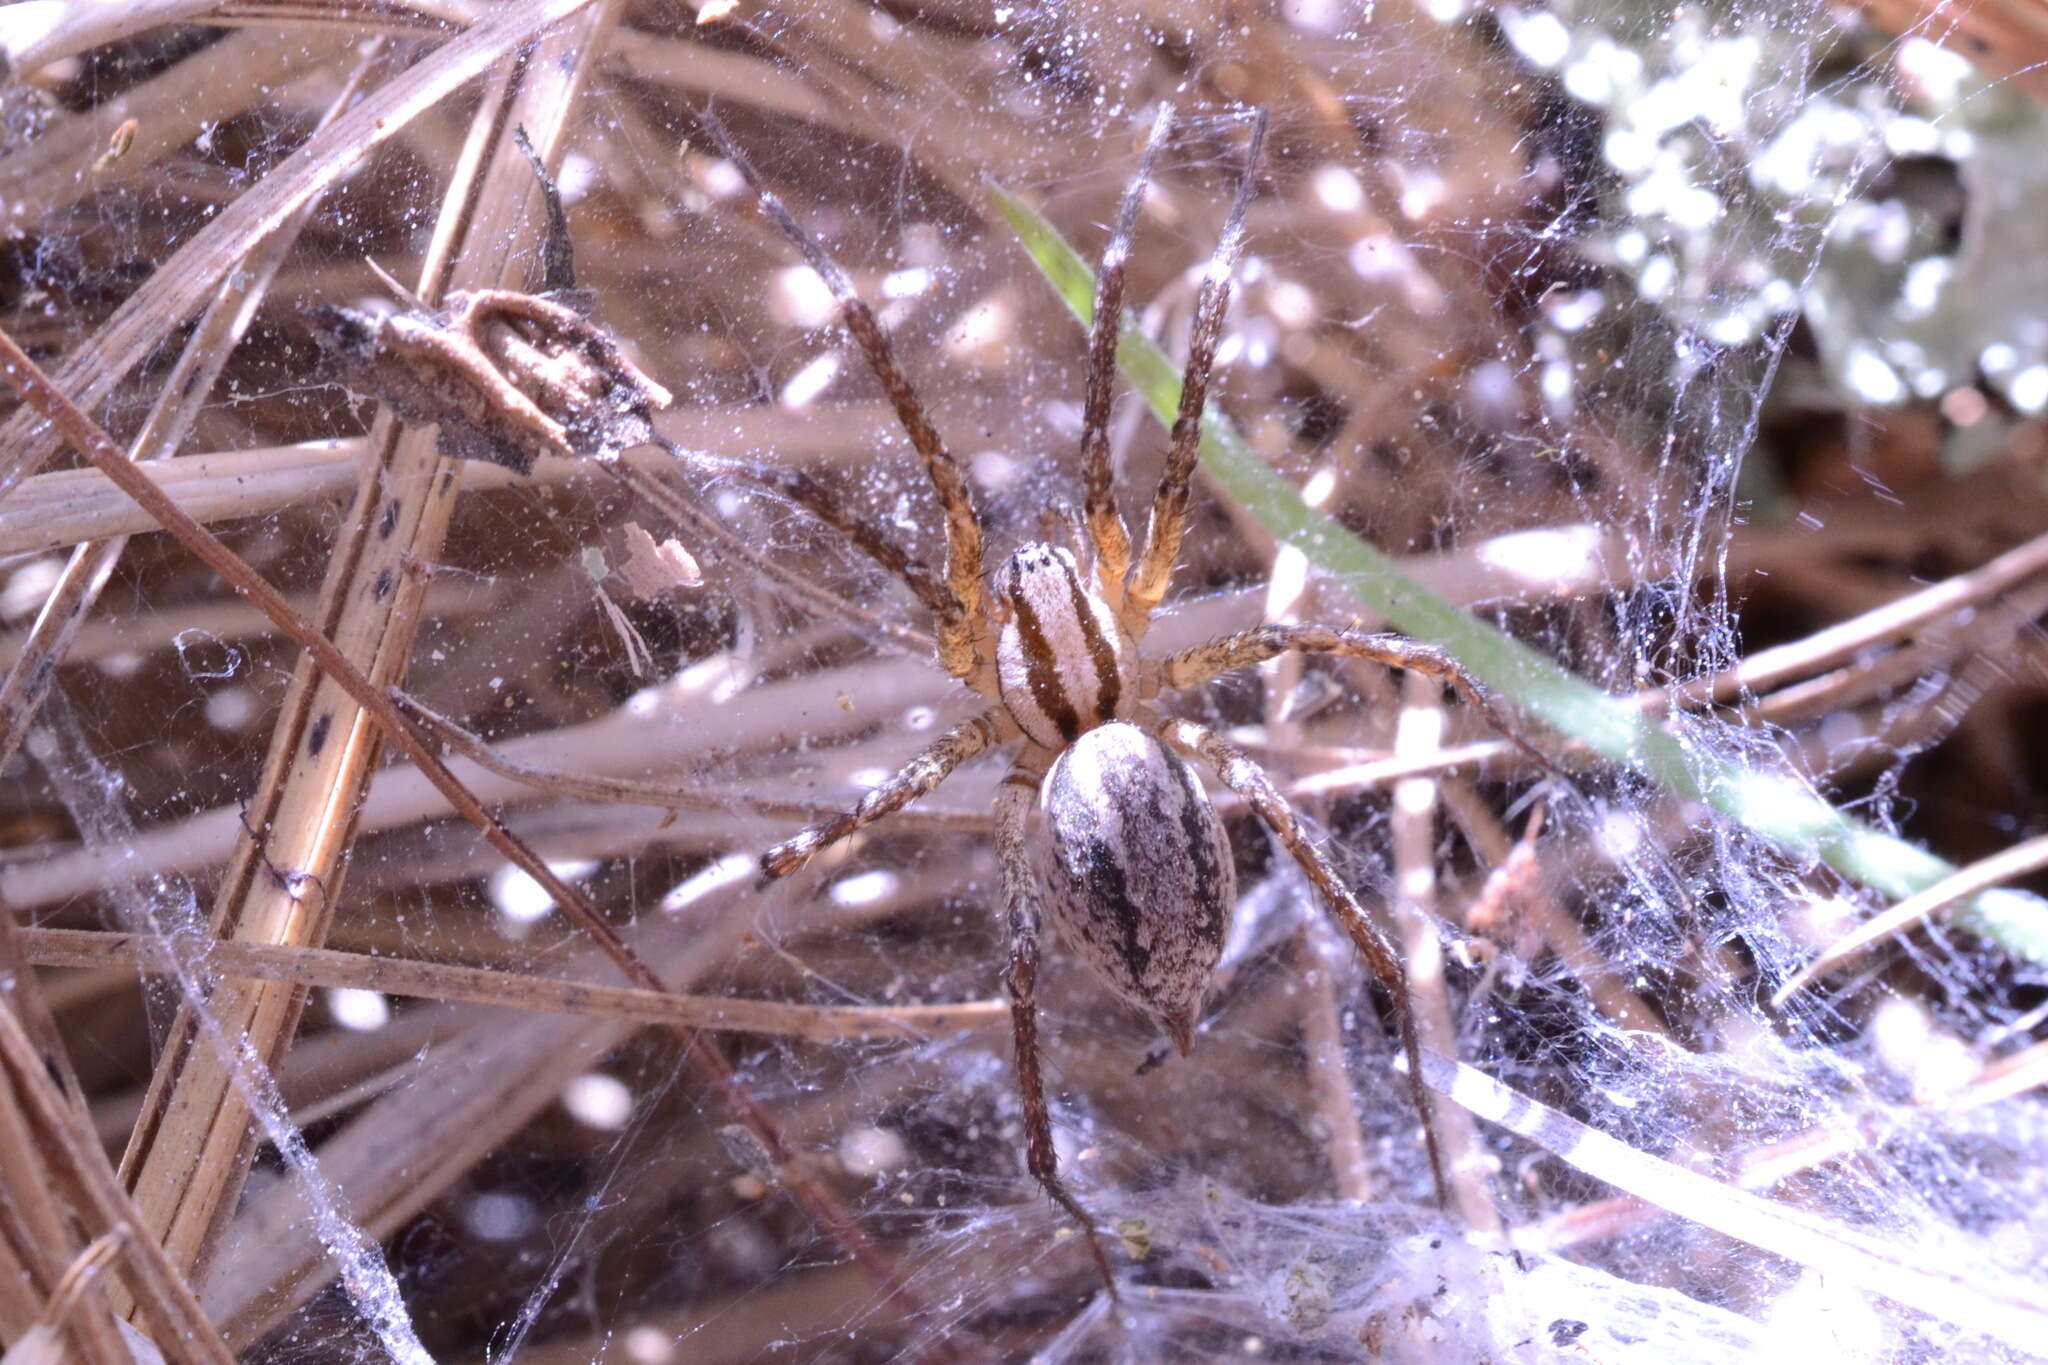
<box><xmin>3</xmin><ymin>3</ymin><xmax>2047</xmax><ymax>1361</ymax></box>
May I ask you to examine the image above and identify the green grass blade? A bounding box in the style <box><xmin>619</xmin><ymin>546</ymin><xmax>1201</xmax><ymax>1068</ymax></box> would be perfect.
<box><xmin>991</xmin><ymin>184</ymin><xmax>2048</xmax><ymax>969</ymax></box>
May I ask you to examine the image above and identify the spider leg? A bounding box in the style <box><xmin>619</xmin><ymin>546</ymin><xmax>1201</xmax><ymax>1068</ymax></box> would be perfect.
<box><xmin>659</xmin><ymin>441</ymin><xmax>957</xmax><ymax>628</ymax></box>
<box><xmin>694</xmin><ymin>105</ymin><xmax>988</xmax><ymax>683</ymax></box>
<box><xmin>995</xmin><ymin>768</ymin><xmax>1120</xmax><ymax>1299</ymax></box>
<box><xmin>1076</xmin><ymin>103</ymin><xmax>1175</xmax><ymax>599</ymax></box>
<box><xmin>1158</xmin><ymin>715</ymin><xmax>1454</xmax><ymax>1211</ymax></box>
<box><xmin>761</xmin><ymin>710</ymin><xmax>1009</xmax><ymax>878</ymax></box>
<box><xmin>1159</xmin><ymin>624</ymin><xmax>1558</xmax><ymax>777</ymax></box>
<box><xmin>1124</xmin><ymin>110</ymin><xmax>1268</xmax><ymax>631</ymax></box>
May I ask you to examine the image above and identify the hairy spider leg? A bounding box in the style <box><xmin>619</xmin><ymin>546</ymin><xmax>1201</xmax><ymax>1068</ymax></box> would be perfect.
<box><xmin>696</xmin><ymin>105</ymin><xmax>989</xmax><ymax>683</ymax></box>
<box><xmin>1158</xmin><ymin>624</ymin><xmax>1559</xmax><ymax>777</ymax></box>
<box><xmin>761</xmin><ymin>710</ymin><xmax>1011</xmax><ymax>878</ymax></box>
<box><xmin>508</xmin><ymin>116</ymin><xmax>955</xmax><ymax>639</ymax></box>
<box><xmin>1124</xmin><ymin>110</ymin><xmax>1270</xmax><ymax>630</ymax></box>
<box><xmin>1076</xmin><ymin>103</ymin><xmax>1176</xmax><ymax>600</ymax></box>
<box><xmin>1159</xmin><ymin>716</ymin><xmax>1454</xmax><ymax>1211</ymax></box>
<box><xmin>659</xmin><ymin>442</ymin><xmax>957</xmax><ymax>625</ymax></box>
<box><xmin>996</xmin><ymin>768</ymin><xmax>1120</xmax><ymax>1297</ymax></box>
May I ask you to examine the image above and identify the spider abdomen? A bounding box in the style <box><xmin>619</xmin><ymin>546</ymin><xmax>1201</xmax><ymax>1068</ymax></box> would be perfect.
<box><xmin>1037</xmin><ymin>721</ymin><xmax>1235</xmax><ymax>1054</ymax></box>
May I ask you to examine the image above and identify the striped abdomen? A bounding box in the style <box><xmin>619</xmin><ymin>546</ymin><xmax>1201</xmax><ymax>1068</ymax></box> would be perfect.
<box><xmin>994</xmin><ymin>542</ymin><xmax>1135</xmax><ymax>749</ymax></box>
<box><xmin>1037</xmin><ymin>722</ymin><xmax>1236</xmax><ymax>1053</ymax></box>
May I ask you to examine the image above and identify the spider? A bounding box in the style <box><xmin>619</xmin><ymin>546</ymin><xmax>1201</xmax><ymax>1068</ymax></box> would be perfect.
<box><xmin>693</xmin><ymin>103</ymin><xmax>1553</xmax><ymax>1291</ymax></box>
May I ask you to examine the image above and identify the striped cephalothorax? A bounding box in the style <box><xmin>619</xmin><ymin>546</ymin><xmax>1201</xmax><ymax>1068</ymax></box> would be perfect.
<box><xmin>707</xmin><ymin>103</ymin><xmax>1550</xmax><ymax>1300</ymax></box>
<box><xmin>993</xmin><ymin>542</ymin><xmax>1136</xmax><ymax>745</ymax></box>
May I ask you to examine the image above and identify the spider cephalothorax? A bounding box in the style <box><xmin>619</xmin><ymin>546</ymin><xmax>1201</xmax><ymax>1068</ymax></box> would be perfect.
<box><xmin>993</xmin><ymin>541</ymin><xmax>1137</xmax><ymax>746</ymax></box>
<box><xmin>698</xmin><ymin>101</ymin><xmax>1551</xmax><ymax>1297</ymax></box>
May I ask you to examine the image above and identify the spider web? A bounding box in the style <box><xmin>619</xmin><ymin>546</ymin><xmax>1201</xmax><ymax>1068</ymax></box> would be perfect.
<box><xmin>3</xmin><ymin>3</ymin><xmax>2047</xmax><ymax>1362</ymax></box>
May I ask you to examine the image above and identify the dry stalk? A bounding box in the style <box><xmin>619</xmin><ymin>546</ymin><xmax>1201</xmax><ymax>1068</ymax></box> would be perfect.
<box><xmin>20</xmin><ymin>925</ymin><xmax>1005</xmax><ymax>1043</ymax></box>
<box><xmin>1390</xmin><ymin>672</ymin><xmax>1504</xmax><ymax>1234</ymax></box>
<box><xmin>108</xmin><ymin>12</ymin><xmax>636</xmax><ymax>1300</ymax></box>
<box><xmin>0</xmin><ymin>78</ymin><xmax>919</xmax><ymax>1365</ymax></box>
<box><xmin>0</xmin><ymin>1000</ymin><xmax>233</xmax><ymax>1364</ymax></box>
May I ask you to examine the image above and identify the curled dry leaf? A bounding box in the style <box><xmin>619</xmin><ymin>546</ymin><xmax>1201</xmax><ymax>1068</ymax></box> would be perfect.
<box><xmin>614</xmin><ymin>520</ymin><xmax>702</xmax><ymax>597</ymax></box>
<box><xmin>309</xmin><ymin>286</ymin><xmax>672</xmax><ymax>475</ymax></box>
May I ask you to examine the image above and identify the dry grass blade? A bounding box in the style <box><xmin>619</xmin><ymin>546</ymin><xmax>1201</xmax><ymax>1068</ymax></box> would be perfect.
<box><xmin>0</xmin><ymin>43</ymin><xmax>385</xmax><ymax>793</ymax></box>
<box><xmin>1389</xmin><ymin>674</ymin><xmax>1502</xmax><ymax>1234</ymax></box>
<box><xmin>0</xmin><ymin>1002</ymin><xmax>233</xmax><ymax>1365</ymax></box>
<box><xmin>0</xmin><ymin>395</ymin><xmax>942</xmax><ymax>556</ymax></box>
<box><xmin>0</xmin><ymin>441</ymin><xmax>370</xmax><ymax>557</ymax></box>
<box><xmin>1666</xmin><ymin>526</ymin><xmax>2048</xmax><ymax>711</ymax></box>
<box><xmin>396</xmin><ymin>689</ymin><xmax>980</xmax><ymax>827</ymax></box>
<box><xmin>0</xmin><ymin>0</ymin><xmax>599</xmax><ymax>502</ymax></box>
<box><xmin>0</xmin><ymin>28</ymin><xmax>353</xmax><ymax>232</ymax></box>
<box><xmin>0</xmin><ymin>1024</ymin><xmax>116</xmax><ymax>1353</ymax></box>
<box><xmin>18</xmin><ymin>926</ymin><xmax>1005</xmax><ymax>1043</ymax></box>
<box><xmin>0</xmin><ymin>653</ymin><xmax>959</xmax><ymax>911</ymax></box>
<box><xmin>1775</xmin><ymin>830</ymin><xmax>2048</xmax><ymax>1004</ymax></box>
<box><xmin>0</xmin><ymin>1</ymin><xmax>220</xmax><ymax>74</ymax></box>
<box><xmin>0</xmin><ymin>888</ymin><xmax>120</xmax><ymax>1355</ymax></box>
<box><xmin>1429</xmin><ymin>1051</ymin><xmax>2048</xmax><ymax>1353</ymax></box>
